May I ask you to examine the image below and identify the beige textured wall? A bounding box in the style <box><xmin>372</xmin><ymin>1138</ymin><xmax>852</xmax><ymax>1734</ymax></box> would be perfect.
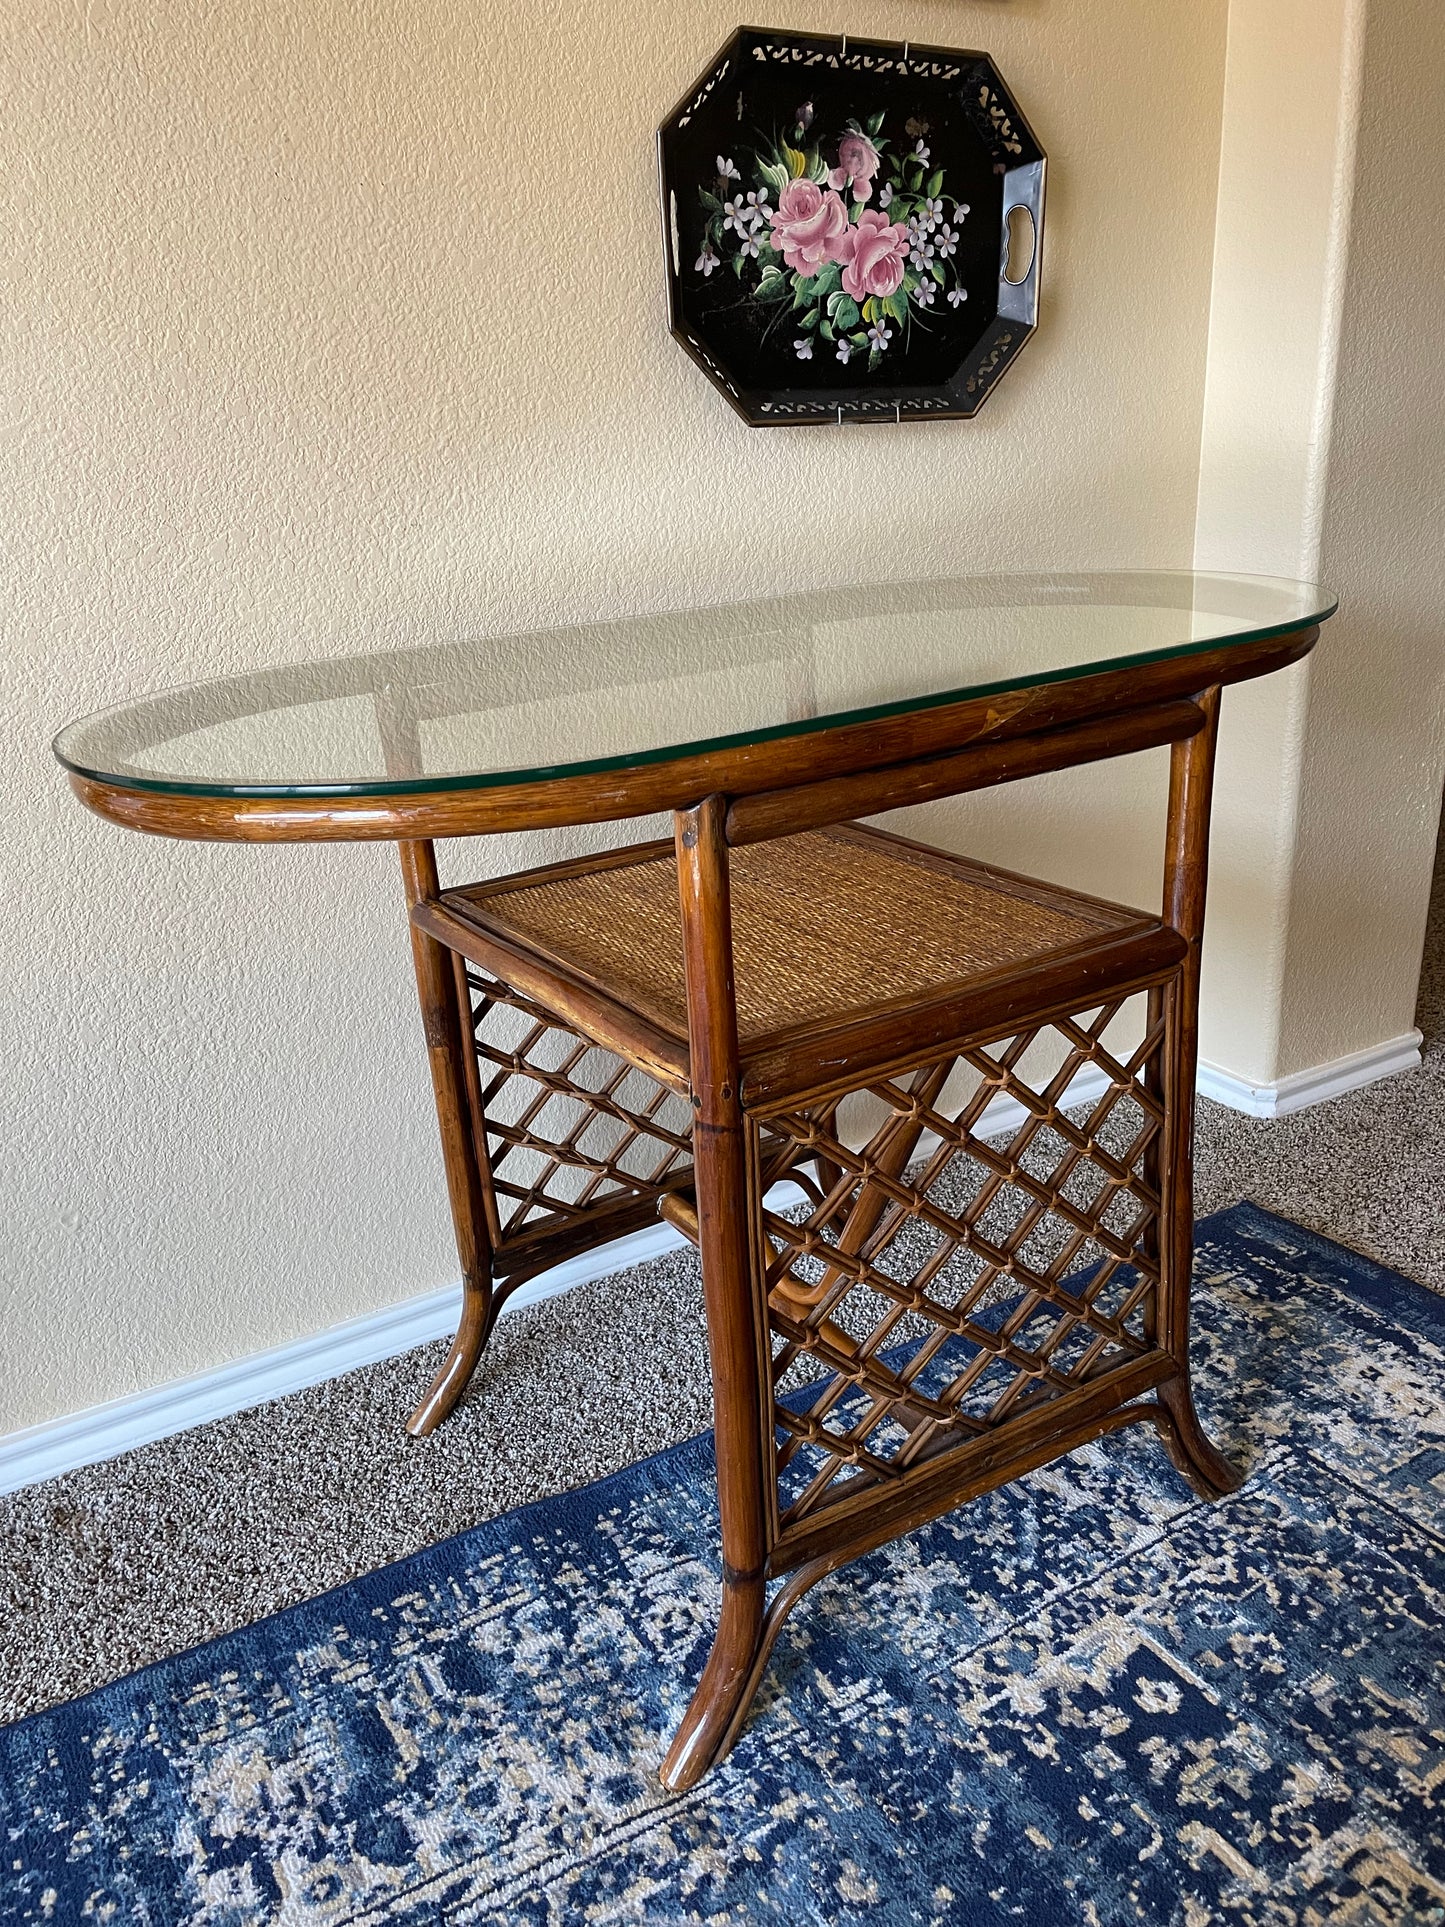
<box><xmin>1193</xmin><ymin>0</ymin><xmax>1445</xmax><ymax>1086</ymax></box>
<box><xmin>1192</xmin><ymin>0</ymin><xmax>1365</xmax><ymax>1084</ymax></box>
<box><xmin>1276</xmin><ymin>0</ymin><xmax>1445</xmax><ymax>1075</ymax></box>
<box><xmin>1</xmin><ymin>1</ymin><xmax>1232</xmax><ymax>1431</ymax></box>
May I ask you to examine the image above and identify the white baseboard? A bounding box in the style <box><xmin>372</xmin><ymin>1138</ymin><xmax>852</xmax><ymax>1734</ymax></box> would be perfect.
<box><xmin>1</xmin><ymin>1037</ymin><xmax>1411</xmax><ymax>1499</ymax></box>
<box><xmin>0</xmin><ymin>1220</ymin><xmax>684</xmax><ymax>1500</ymax></box>
<box><xmin>1197</xmin><ymin>1028</ymin><xmax>1423</xmax><ymax>1119</ymax></box>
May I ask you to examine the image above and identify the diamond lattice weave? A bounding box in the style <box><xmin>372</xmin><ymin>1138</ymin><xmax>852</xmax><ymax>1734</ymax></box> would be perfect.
<box><xmin>761</xmin><ymin>997</ymin><xmax>1167</xmax><ymax>1530</ymax></box>
<box><xmin>466</xmin><ymin>969</ymin><xmax>695</xmax><ymax>1236</ymax></box>
<box><xmin>2</xmin><ymin>1205</ymin><xmax>1444</xmax><ymax>1926</ymax></box>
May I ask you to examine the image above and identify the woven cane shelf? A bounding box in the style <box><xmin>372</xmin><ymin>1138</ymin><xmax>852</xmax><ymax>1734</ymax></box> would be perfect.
<box><xmin>416</xmin><ymin>821</ymin><xmax>1190</xmax><ymax>1568</ymax></box>
<box><xmin>415</xmin><ymin>824</ymin><xmax>1184</xmax><ymax>1100</ymax></box>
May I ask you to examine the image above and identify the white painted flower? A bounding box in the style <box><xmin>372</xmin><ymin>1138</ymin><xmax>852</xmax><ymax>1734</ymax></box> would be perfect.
<box><xmin>921</xmin><ymin>196</ymin><xmax>944</xmax><ymax>228</ymax></box>
<box><xmin>913</xmin><ymin>139</ymin><xmax>930</xmax><ymax>163</ymax></box>
<box><xmin>836</xmin><ymin>337</ymin><xmax>853</xmax><ymax>363</ymax></box>
<box><xmin>878</xmin><ymin>183</ymin><xmax>894</xmax><ymax>208</ymax></box>
<box><xmin>935</xmin><ymin>224</ymin><xmax>959</xmax><ymax>259</ymax></box>
<box><xmin>867</xmin><ymin>320</ymin><xmax>893</xmax><ymax>351</ymax></box>
<box><xmin>722</xmin><ymin>195</ymin><xmax>750</xmax><ymax>236</ymax></box>
<box><xmin>738</xmin><ymin>231</ymin><xmax>760</xmax><ymax>259</ymax></box>
<box><xmin>793</xmin><ymin>335</ymin><xmax>814</xmax><ymax>360</ymax></box>
<box><xmin>910</xmin><ymin>239</ymin><xmax>935</xmax><ymax>269</ymax></box>
<box><xmin>745</xmin><ymin>190</ymin><xmax>772</xmax><ymax>226</ymax></box>
<box><xmin>717</xmin><ymin>155</ymin><xmax>740</xmax><ymax>181</ymax></box>
<box><xmin>958</xmin><ymin>202</ymin><xmax>971</xmax><ymax>218</ymax></box>
<box><xmin>947</xmin><ymin>285</ymin><xmax>968</xmax><ymax>306</ymax></box>
<box><xmin>695</xmin><ymin>243</ymin><xmax>720</xmax><ymax>277</ymax></box>
<box><xmin>914</xmin><ymin>277</ymin><xmax>936</xmax><ymax>306</ymax></box>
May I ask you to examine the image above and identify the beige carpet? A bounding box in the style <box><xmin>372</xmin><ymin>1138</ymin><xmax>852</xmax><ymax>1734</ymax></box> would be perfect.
<box><xmin>3</xmin><ymin>826</ymin><xmax>1442</xmax><ymax>1728</ymax></box>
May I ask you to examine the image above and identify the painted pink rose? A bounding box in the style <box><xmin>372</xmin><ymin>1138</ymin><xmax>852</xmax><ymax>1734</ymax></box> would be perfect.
<box><xmin>768</xmin><ymin>179</ymin><xmax>851</xmax><ymax>277</ymax></box>
<box><xmin>828</xmin><ymin>131</ymin><xmax>881</xmax><ymax>203</ymax></box>
<box><xmin>833</xmin><ymin>208</ymin><xmax>910</xmax><ymax>300</ymax></box>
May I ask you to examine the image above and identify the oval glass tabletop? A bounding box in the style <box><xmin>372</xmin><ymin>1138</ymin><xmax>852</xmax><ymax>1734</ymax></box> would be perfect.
<box><xmin>54</xmin><ymin>572</ymin><xmax>1334</xmax><ymax>800</ymax></box>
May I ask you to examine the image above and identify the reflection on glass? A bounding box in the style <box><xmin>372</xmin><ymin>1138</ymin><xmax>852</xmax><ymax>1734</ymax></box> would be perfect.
<box><xmin>53</xmin><ymin>572</ymin><xmax>1334</xmax><ymax>799</ymax></box>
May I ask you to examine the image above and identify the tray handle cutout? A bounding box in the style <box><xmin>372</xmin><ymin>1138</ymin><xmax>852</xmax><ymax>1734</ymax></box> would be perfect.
<box><xmin>1003</xmin><ymin>203</ymin><xmax>1037</xmax><ymax>286</ymax></box>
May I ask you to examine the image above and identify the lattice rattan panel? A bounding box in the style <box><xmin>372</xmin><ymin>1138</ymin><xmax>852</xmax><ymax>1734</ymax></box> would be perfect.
<box><xmin>759</xmin><ymin>992</ymin><xmax>1170</xmax><ymax>1534</ymax></box>
<box><xmin>463</xmin><ymin>968</ymin><xmax>695</xmax><ymax>1247</ymax></box>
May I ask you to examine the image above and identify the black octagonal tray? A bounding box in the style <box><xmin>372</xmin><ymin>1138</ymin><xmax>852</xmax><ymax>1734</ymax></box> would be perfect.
<box><xmin>658</xmin><ymin>27</ymin><xmax>1045</xmax><ymax>426</ymax></box>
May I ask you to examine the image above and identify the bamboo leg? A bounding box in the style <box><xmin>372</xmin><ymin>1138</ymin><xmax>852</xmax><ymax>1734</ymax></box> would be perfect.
<box><xmin>660</xmin><ymin>797</ymin><xmax>770</xmax><ymax>1793</ymax></box>
<box><xmin>398</xmin><ymin>840</ymin><xmax>499</xmax><ymax>1438</ymax></box>
<box><xmin>1139</xmin><ymin>978</ymin><xmax>1167</xmax><ymax>1354</ymax></box>
<box><xmin>1153</xmin><ymin>1371</ymin><xmax>1241</xmax><ymax>1500</ymax></box>
<box><xmin>1156</xmin><ymin>690</ymin><xmax>1242</xmax><ymax>1498</ymax></box>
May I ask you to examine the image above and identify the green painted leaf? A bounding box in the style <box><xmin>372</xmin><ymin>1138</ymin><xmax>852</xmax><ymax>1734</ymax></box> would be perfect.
<box><xmin>866</xmin><ymin>110</ymin><xmax>885</xmax><ymax>136</ymax></box>
<box><xmin>801</xmin><ymin>307</ymin><xmax>820</xmax><ymax>330</ymax></box>
<box><xmin>756</xmin><ymin>266</ymin><xmax>788</xmax><ymax>301</ymax></box>
<box><xmin>929</xmin><ymin>260</ymin><xmax>946</xmax><ymax>286</ymax></box>
<box><xmin>781</xmin><ymin>142</ymin><xmax>807</xmax><ymax>178</ymax></box>
<box><xmin>868</xmin><ymin>348</ymin><xmax>883</xmax><ymax>371</ymax></box>
<box><xmin>731</xmin><ymin>255</ymin><xmax>745</xmax><ymax>279</ymax></box>
<box><xmin>819</xmin><ymin>318</ymin><xmax>834</xmax><ymax>341</ymax></box>
<box><xmin>882</xmin><ymin>289</ymin><xmax>909</xmax><ymax>326</ymax></box>
<box><xmin>812</xmin><ymin>260</ymin><xmax>842</xmax><ymax>300</ymax></box>
<box><xmin>699</xmin><ymin>187</ymin><xmax>722</xmax><ymax>213</ymax></box>
<box><xmin>850</xmin><ymin>330</ymin><xmax>870</xmax><ymax>348</ymax></box>
<box><xmin>757</xmin><ymin>159</ymin><xmax>789</xmax><ymax>199</ymax></box>
<box><xmin>805</xmin><ymin>145</ymin><xmax>828</xmax><ymax>184</ymax></box>
<box><xmin>903</xmin><ymin>269</ymin><xmax>920</xmax><ymax>294</ymax></box>
<box><xmin>833</xmin><ymin>295</ymin><xmax>860</xmax><ymax>330</ymax></box>
<box><xmin>792</xmin><ymin>273</ymin><xmax>817</xmax><ymax>309</ymax></box>
<box><xmin>927</xmin><ymin>170</ymin><xmax>944</xmax><ymax>200</ymax></box>
<box><xmin>862</xmin><ymin>295</ymin><xmax>880</xmax><ymax>323</ymax></box>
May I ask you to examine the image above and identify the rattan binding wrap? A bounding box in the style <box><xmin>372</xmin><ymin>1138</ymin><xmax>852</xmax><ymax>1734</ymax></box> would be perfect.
<box><xmin>446</xmin><ymin>825</ymin><xmax>1134</xmax><ymax>1043</ymax></box>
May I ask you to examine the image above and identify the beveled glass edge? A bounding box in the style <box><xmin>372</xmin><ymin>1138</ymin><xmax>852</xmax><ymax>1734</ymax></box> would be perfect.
<box><xmin>53</xmin><ymin>584</ymin><xmax>1336</xmax><ymax>802</ymax></box>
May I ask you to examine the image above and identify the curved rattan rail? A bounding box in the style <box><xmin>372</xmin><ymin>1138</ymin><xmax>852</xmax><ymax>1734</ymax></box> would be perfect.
<box><xmin>67</xmin><ymin>628</ymin><xmax>1316</xmax><ymax>842</ymax></box>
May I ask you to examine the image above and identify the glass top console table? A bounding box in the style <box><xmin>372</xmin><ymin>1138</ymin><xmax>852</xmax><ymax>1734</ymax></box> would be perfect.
<box><xmin>56</xmin><ymin>571</ymin><xmax>1335</xmax><ymax>1789</ymax></box>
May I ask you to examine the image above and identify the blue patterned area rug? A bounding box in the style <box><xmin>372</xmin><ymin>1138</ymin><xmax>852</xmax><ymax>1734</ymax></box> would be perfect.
<box><xmin>4</xmin><ymin>1203</ymin><xmax>1445</xmax><ymax>1927</ymax></box>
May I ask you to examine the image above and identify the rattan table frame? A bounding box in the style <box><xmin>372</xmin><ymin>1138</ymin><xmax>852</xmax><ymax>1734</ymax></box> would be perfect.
<box><xmin>66</xmin><ymin>620</ymin><xmax>1322</xmax><ymax>1791</ymax></box>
